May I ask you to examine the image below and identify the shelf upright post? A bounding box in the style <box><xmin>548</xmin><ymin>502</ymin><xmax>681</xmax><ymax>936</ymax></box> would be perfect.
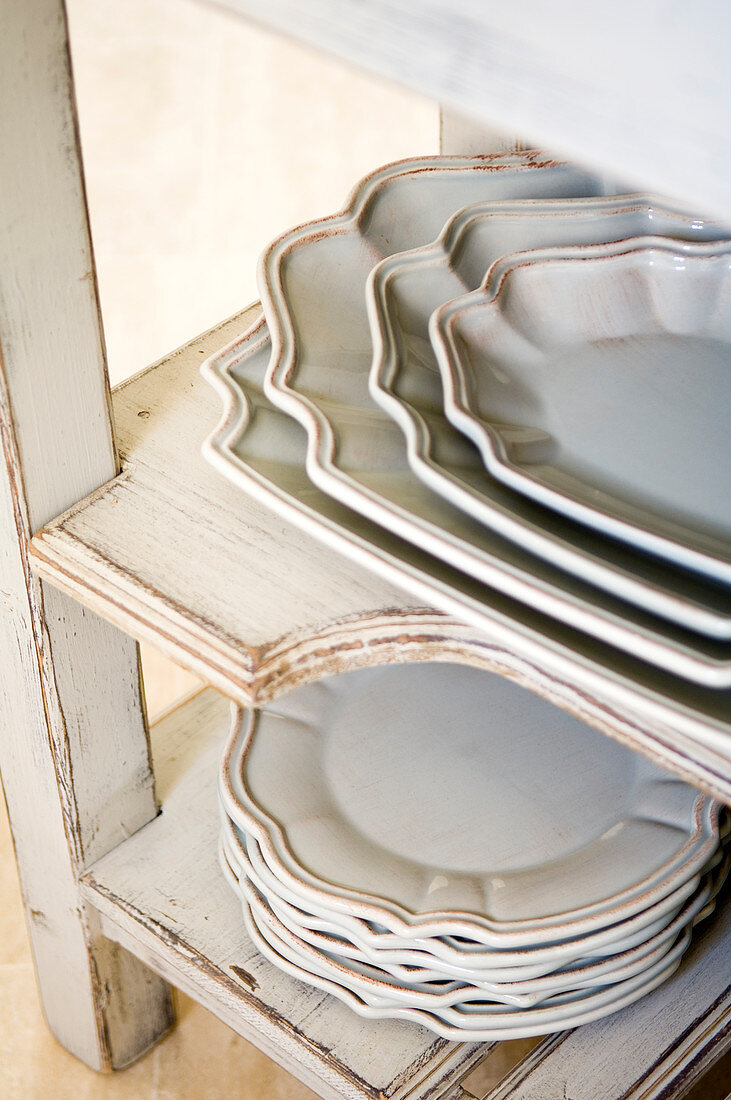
<box><xmin>439</xmin><ymin>107</ymin><xmax>522</xmax><ymax>155</ymax></box>
<box><xmin>0</xmin><ymin>0</ymin><xmax>173</xmax><ymax>1070</ymax></box>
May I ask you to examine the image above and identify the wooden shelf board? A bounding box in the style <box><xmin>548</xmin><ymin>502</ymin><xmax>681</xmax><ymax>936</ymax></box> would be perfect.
<box><xmin>80</xmin><ymin>689</ymin><xmax>486</xmax><ymax>1100</ymax></box>
<box><xmin>479</xmin><ymin>911</ymin><xmax>731</xmax><ymax>1100</ymax></box>
<box><xmin>204</xmin><ymin>0</ymin><xmax>731</xmax><ymax>223</ymax></box>
<box><xmin>27</xmin><ymin>307</ymin><xmax>731</xmax><ymax>801</ymax></box>
<box><xmin>29</xmin><ymin>304</ymin><xmax>506</xmax><ymax>706</ymax></box>
<box><xmin>83</xmin><ymin>688</ymin><xmax>731</xmax><ymax>1100</ymax></box>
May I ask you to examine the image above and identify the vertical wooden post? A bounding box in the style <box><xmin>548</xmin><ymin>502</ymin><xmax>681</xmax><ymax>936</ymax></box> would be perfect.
<box><xmin>0</xmin><ymin>0</ymin><xmax>173</xmax><ymax>1070</ymax></box>
<box><xmin>439</xmin><ymin>107</ymin><xmax>522</xmax><ymax>155</ymax></box>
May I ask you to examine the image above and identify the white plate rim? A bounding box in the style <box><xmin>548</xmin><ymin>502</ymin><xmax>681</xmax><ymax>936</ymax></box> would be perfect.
<box><xmin>254</xmin><ymin>160</ymin><xmax>731</xmax><ymax>685</ymax></box>
<box><xmin>219</xmin><ymin>679</ymin><xmax>720</xmax><ymax>944</ymax></box>
<box><xmin>365</xmin><ymin>195</ymin><xmax>731</xmax><ymax>637</ymax></box>
<box><xmin>430</xmin><ymin>236</ymin><xmax>731</xmax><ymax>581</ymax></box>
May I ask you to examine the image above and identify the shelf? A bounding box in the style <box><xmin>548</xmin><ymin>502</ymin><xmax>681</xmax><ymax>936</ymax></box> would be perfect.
<box><xmin>208</xmin><ymin>1</ymin><xmax>731</xmax><ymax>222</ymax></box>
<box><xmin>30</xmin><ymin>304</ymin><xmax>493</xmax><ymax>704</ymax></box>
<box><xmin>80</xmin><ymin>688</ymin><xmax>486</xmax><ymax>1100</ymax></box>
<box><xmin>28</xmin><ymin>307</ymin><xmax>731</xmax><ymax>801</ymax></box>
<box><xmin>82</xmin><ymin>688</ymin><xmax>731</xmax><ymax>1100</ymax></box>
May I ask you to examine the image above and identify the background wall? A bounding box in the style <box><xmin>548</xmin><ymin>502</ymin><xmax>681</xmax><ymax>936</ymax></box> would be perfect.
<box><xmin>68</xmin><ymin>0</ymin><xmax>438</xmax><ymax>384</ymax></box>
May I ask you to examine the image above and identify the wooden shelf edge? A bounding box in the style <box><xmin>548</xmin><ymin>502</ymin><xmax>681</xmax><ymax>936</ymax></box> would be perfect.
<box><xmin>483</xmin><ymin>992</ymin><xmax>731</xmax><ymax>1100</ymax></box>
<box><xmin>31</xmin><ymin>521</ymin><xmax>731</xmax><ymax>804</ymax></box>
<box><xmin>29</xmin><ymin>525</ymin><xmax>516</xmax><ymax>704</ymax></box>
<box><xmin>85</xmin><ymin>883</ymin><xmax>478</xmax><ymax>1100</ymax></box>
<box><xmin>25</xmin><ymin>307</ymin><xmax>731</xmax><ymax>802</ymax></box>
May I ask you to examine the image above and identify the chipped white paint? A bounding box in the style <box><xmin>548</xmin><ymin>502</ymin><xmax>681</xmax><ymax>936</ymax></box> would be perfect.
<box><xmin>27</xmin><ymin>309</ymin><xmax>731</xmax><ymax>804</ymax></box>
<box><xmin>1</xmin><ymin>0</ymin><xmax>728</xmax><ymax>1095</ymax></box>
<box><xmin>82</xmin><ymin>689</ymin><xmax>489</xmax><ymax>1100</ymax></box>
<box><xmin>0</xmin><ymin>0</ymin><xmax>171</xmax><ymax>1070</ymax></box>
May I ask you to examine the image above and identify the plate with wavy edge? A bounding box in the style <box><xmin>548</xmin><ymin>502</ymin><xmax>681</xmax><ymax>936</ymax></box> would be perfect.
<box><xmin>366</xmin><ymin>195</ymin><xmax>731</xmax><ymax>638</ymax></box>
<box><xmin>431</xmin><ymin>237</ymin><xmax>731</xmax><ymax>582</ymax></box>
<box><xmin>234</xmin><ymin>822</ymin><xmax>724</xmax><ymax>973</ymax></box>
<box><xmin>240</xmin><ymin>882</ymin><xmax>689</xmax><ymax>1041</ymax></box>
<box><xmin>243</xmin><ymin>873</ymin><xmax>693</xmax><ymax>1017</ymax></box>
<box><xmin>252</xmin><ymin>157</ymin><xmax>731</xmax><ymax>685</ymax></box>
<box><xmin>220</xmin><ymin>818</ymin><xmax>722</xmax><ymax>1008</ymax></box>
<box><xmin>231</xmin><ymin>815</ymin><xmax>707</xmax><ymax>970</ymax></box>
<box><xmin>218</xmin><ymin>662</ymin><xmax>721</xmax><ymax>944</ymax></box>
<box><xmin>223</xmin><ymin>824</ymin><xmax>725</xmax><ymax>988</ymax></box>
<box><xmin>217</xmin><ymin>827</ymin><xmax>707</xmax><ymax>994</ymax></box>
<box><xmin>201</xmin><ymin>317</ymin><xmax>731</xmax><ymax>777</ymax></box>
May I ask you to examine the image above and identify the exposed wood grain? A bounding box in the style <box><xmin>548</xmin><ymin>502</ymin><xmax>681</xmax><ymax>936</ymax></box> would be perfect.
<box><xmin>27</xmin><ymin>307</ymin><xmax>731</xmax><ymax>803</ymax></box>
<box><xmin>6</xmin><ymin>1</ymin><xmax>728</xmax><ymax>1095</ymax></box>
<box><xmin>204</xmin><ymin>0</ymin><xmax>730</xmax><ymax>221</ymax></box>
<box><xmin>81</xmin><ymin>689</ymin><xmax>488</xmax><ymax>1100</ymax></box>
<box><xmin>480</xmin><ymin>895</ymin><xmax>731</xmax><ymax>1099</ymax></box>
<box><xmin>0</xmin><ymin>0</ymin><xmax>171</xmax><ymax>1069</ymax></box>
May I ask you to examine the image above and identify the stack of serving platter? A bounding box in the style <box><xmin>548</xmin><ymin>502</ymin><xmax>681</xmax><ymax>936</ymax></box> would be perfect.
<box><xmin>202</xmin><ymin>150</ymin><xmax>731</xmax><ymax>1037</ymax></box>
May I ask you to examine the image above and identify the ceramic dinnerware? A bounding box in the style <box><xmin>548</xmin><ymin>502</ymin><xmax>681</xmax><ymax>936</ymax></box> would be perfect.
<box><xmin>366</xmin><ymin>195</ymin><xmax>731</xmax><ymax>637</ymax></box>
<box><xmin>219</xmin><ymin>663</ymin><xmax>721</xmax><ymax>945</ymax></box>
<box><xmin>431</xmin><ymin>237</ymin><xmax>731</xmax><ymax>581</ymax></box>
<box><xmin>253</xmin><ymin>159</ymin><xmax>731</xmax><ymax>685</ymax></box>
<box><xmin>220</xmin><ymin>816</ymin><xmax>724</xmax><ymax>1008</ymax></box>
<box><xmin>235</xmin><ymin>818</ymin><xmax>708</xmax><ymax>969</ymax></box>
<box><xmin>239</xmin><ymin>887</ymin><xmax>690</xmax><ymax>1041</ymax></box>
<box><xmin>200</xmin><ymin>318</ymin><xmax>731</xmax><ymax>763</ymax></box>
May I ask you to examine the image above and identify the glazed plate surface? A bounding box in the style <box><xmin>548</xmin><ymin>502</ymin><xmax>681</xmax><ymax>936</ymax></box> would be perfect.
<box><xmin>432</xmin><ymin>238</ymin><xmax>731</xmax><ymax>581</ymax></box>
<box><xmin>367</xmin><ymin>196</ymin><xmax>731</xmax><ymax>636</ymax></box>
<box><xmin>219</xmin><ymin>663</ymin><xmax>719</xmax><ymax>942</ymax></box>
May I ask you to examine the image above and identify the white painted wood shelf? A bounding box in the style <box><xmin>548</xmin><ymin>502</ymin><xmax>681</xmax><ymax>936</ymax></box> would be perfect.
<box><xmin>28</xmin><ymin>307</ymin><xmax>731</xmax><ymax>804</ymax></box>
<box><xmin>208</xmin><ymin>0</ymin><xmax>731</xmax><ymax>223</ymax></box>
<box><xmin>82</xmin><ymin>686</ymin><xmax>731</xmax><ymax>1100</ymax></box>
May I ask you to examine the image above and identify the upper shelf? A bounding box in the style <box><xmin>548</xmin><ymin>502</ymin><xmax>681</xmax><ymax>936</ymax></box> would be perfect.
<box><xmin>27</xmin><ymin>305</ymin><xmax>731</xmax><ymax>801</ymax></box>
<box><xmin>210</xmin><ymin>0</ymin><xmax>731</xmax><ymax>223</ymax></box>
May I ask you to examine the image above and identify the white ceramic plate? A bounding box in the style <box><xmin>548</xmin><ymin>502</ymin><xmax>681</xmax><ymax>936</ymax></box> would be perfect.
<box><xmin>219</xmin><ymin>663</ymin><xmax>720</xmax><ymax>944</ymax></box>
<box><xmin>221</xmin><ymin>818</ymin><xmax>722</xmax><ymax>1007</ymax></box>
<box><xmin>242</xmin><ymin>874</ymin><xmax>690</xmax><ymax>1013</ymax></box>
<box><xmin>220</xmin><ymin>822</ymin><xmax>712</xmax><ymax>985</ymax></box>
<box><xmin>431</xmin><ymin>238</ymin><xmax>731</xmax><ymax>581</ymax></box>
<box><xmin>201</xmin><ymin>319</ymin><xmax>731</xmax><ymax>770</ymax></box>
<box><xmin>366</xmin><ymin>195</ymin><xmax>731</xmax><ymax>637</ymax></box>
<box><xmin>253</xmin><ymin>158</ymin><xmax>731</xmax><ymax>685</ymax></box>
<box><xmin>232</xmin><ymin>816</ymin><xmax>708</xmax><ymax>969</ymax></box>
<box><xmin>240</xmin><ymin>884</ymin><xmax>688</xmax><ymax>1041</ymax></box>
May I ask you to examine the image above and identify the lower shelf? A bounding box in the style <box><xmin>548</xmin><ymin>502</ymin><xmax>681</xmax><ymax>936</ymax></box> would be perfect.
<box><xmin>81</xmin><ymin>689</ymin><xmax>485</xmax><ymax>1100</ymax></box>
<box><xmin>81</xmin><ymin>689</ymin><xmax>731</xmax><ymax>1100</ymax></box>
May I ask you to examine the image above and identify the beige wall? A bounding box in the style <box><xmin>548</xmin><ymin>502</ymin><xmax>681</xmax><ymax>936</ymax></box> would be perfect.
<box><xmin>68</xmin><ymin>0</ymin><xmax>438</xmax><ymax>386</ymax></box>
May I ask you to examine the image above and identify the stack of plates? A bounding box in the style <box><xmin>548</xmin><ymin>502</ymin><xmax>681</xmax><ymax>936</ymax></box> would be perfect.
<box><xmin>218</xmin><ymin>664</ymin><xmax>727</xmax><ymax>1040</ymax></box>
<box><xmin>203</xmin><ymin>152</ymin><xmax>731</xmax><ymax>690</ymax></box>
<box><xmin>201</xmin><ymin>151</ymin><xmax>731</xmax><ymax>1036</ymax></box>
